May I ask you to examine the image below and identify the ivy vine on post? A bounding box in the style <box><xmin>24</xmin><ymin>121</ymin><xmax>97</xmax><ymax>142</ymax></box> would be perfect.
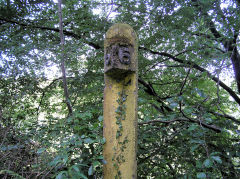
<box><xmin>103</xmin><ymin>24</ymin><xmax>138</xmax><ymax>179</ymax></box>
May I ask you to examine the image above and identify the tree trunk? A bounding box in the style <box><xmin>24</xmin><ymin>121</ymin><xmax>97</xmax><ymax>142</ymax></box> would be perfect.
<box><xmin>225</xmin><ymin>38</ymin><xmax>240</xmax><ymax>93</ymax></box>
<box><xmin>58</xmin><ymin>0</ymin><xmax>73</xmax><ymax>115</ymax></box>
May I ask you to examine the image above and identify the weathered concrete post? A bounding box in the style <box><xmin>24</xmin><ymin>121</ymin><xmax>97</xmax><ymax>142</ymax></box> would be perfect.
<box><xmin>103</xmin><ymin>24</ymin><xmax>138</xmax><ymax>179</ymax></box>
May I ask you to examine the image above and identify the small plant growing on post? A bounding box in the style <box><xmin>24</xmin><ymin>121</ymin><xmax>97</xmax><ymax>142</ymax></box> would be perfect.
<box><xmin>103</xmin><ymin>24</ymin><xmax>138</xmax><ymax>179</ymax></box>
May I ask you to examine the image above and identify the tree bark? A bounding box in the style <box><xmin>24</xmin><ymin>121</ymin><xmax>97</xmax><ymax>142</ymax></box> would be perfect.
<box><xmin>58</xmin><ymin>0</ymin><xmax>73</xmax><ymax>115</ymax></box>
<box><xmin>226</xmin><ymin>39</ymin><xmax>240</xmax><ymax>93</ymax></box>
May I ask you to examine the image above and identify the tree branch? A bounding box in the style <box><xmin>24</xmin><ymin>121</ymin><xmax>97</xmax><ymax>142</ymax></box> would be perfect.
<box><xmin>190</xmin><ymin>117</ymin><xmax>222</xmax><ymax>133</ymax></box>
<box><xmin>0</xmin><ymin>17</ymin><xmax>101</xmax><ymax>49</ymax></box>
<box><xmin>191</xmin><ymin>0</ymin><xmax>240</xmax><ymax>93</ymax></box>
<box><xmin>138</xmin><ymin>118</ymin><xmax>188</xmax><ymax>125</ymax></box>
<box><xmin>208</xmin><ymin>111</ymin><xmax>240</xmax><ymax>125</ymax></box>
<box><xmin>139</xmin><ymin>116</ymin><xmax>221</xmax><ymax>133</ymax></box>
<box><xmin>138</xmin><ymin>78</ymin><xmax>173</xmax><ymax>113</ymax></box>
<box><xmin>2</xmin><ymin>14</ymin><xmax>240</xmax><ymax>104</ymax></box>
<box><xmin>180</xmin><ymin>107</ymin><xmax>222</xmax><ymax>133</ymax></box>
<box><xmin>139</xmin><ymin>47</ymin><xmax>240</xmax><ymax>106</ymax></box>
<box><xmin>179</xmin><ymin>69</ymin><xmax>191</xmax><ymax>95</ymax></box>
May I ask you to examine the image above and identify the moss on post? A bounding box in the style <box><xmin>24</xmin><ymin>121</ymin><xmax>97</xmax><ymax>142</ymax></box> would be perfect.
<box><xmin>103</xmin><ymin>24</ymin><xmax>138</xmax><ymax>179</ymax></box>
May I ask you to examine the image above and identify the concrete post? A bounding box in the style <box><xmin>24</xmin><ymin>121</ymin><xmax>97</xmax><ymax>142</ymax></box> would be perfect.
<box><xmin>103</xmin><ymin>23</ymin><xmax>138</xmax><ymax>179</ymax></box>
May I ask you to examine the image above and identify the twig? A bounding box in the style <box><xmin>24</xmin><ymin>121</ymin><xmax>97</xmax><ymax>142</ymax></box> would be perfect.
<box><xmin>179</xmin><ymin>68</ymin><xmax>191</xmax><ymax>96</ymax></box>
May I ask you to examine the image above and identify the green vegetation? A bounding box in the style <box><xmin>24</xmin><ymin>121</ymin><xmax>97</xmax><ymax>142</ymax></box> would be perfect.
<box><xmin>0</xmin><ymin>0</ymin><xmax>239</xmax><ymax>178</ymax></box>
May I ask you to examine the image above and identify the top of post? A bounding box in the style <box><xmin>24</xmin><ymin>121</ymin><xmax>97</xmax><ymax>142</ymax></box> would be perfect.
<box><xmin>104</xmin><ymin>23</ymin><xmax>138</xmax><ymax>80</ymax></box>
<box><xmin>104</xmin><ymin>23</ymin><xmax>137</xmax><ymax>48</ymax></box>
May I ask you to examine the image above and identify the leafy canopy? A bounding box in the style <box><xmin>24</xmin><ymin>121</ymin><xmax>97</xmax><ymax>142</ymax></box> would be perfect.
<box><xmin>0</xmin><ymin>0</ymin><xmax>240</xmax><ymax>178</ymax></box>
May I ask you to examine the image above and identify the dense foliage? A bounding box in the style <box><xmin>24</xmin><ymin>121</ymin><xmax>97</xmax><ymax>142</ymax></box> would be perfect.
<box><xmin>0</xmin><ymin>0</ymin><xmax>240</xmax><ymax>178</ymax></box>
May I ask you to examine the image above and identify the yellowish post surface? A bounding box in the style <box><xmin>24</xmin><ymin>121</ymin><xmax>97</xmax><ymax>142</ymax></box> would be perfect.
<box><xmin>103</xmin><ymin>24</ymin><xmax>138</xmax><ymax>179</ymax></box>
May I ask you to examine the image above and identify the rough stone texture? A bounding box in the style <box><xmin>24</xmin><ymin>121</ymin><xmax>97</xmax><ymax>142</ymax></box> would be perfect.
<box><xmin>103</xmin><ymin>23</ymin><xmax>138</xmax><ymax>179</ymax></box>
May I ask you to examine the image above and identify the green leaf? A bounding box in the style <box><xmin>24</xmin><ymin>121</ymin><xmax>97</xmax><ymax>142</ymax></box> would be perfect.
<box><xmin>77</xmin><ymin>163</ymin><xmax>89</xmax><ymax>167</ymax></box>
<box><xmin>97</xmin><ymin>155</ymin><xmax>104</xmax><ymax>160</ymax></box>
<box><xmin>71</xmin><ymin>165</ymin><xmax>80</xmax><ymax>172</ymax></box>
<box><xmin>203</xmin><ymin>158</ymin><xmax>213</xmax><ymax>168</ymax></box>
<box><xmin>88</xmin><ymin>165</ymin><xmax>93</xmax><ymax>176</ymax></box>
<box><xmin>62</xmin><ymin>155</ymin><xmax>68</xmax><ymax>165</ymax></box>
<box><xmin>102</xmin><ymin>159</ymin><xmax>107</xmax><ymax>164</ymax></box>
<box><xmin>0</xmin><ymin>170</ymin><xmax>25</xmax><ymax>179</ymax></box>
<box><xmin>69</xmin><ymin>165</ymin><xmax>88</xmax><ymax>179</ymax></box>
<box><xmin>84</xmin><ymin>138</ymin><xmax>94</xmax><ymax>144</ymax></box>
<box><xmin>190</xmin><ymin>139</ymin><xmax>204</xmax><ymax>144</ymax></box>
<box><xmin>78</xmin><ymin>173</ymin><xmax>88</xmax><ymax>179</ymax></box>
<box><xmin>195</xmin><ymin>88</ymin><xmax>206</xmax><ymax>98</ymax></box>
<box><xmin>188</xmin><ymin>124</ymin><xmax>198</xmax><ymax>131</ymax></box>
<box><xmin>49</xmin><ymin>155</ymin><xmax>68</xmax><ymax>167</ymax></box>
<box><xmin>205</xmin><ymin>118</ymin><xmax>212</xmax><ymax>123</ymax></box>
<box><xmin>211</xmin><ymin>156</ymin><xmax>222</xmax><ymax>164</ymax></box>
<box><xmin>98</xmin><ymin>116</ymin><xmax>103</xmax><ymax>122</ymax></box>
<box><xmin>197</xmin><ymin>172</ymin><xmax>206</xmax><ymax>178</ymax></box>
<box><xmin>56</xmin><ymin>171</ymin><xmax>68</xmax><ymax>179</ymax></box>
<box><xmin>183</xmin><ymin>108</ymin><xmax>193</xmax><ymax>114</ymax></box>
<box><xmin>209</xmin><ymin>152</ymin><xmax>221</xmax><ymax>156</ymax></box>
<box><xmin>196</xmin><ymin>160</ymin><xmax>202</xmax><ymax>169</ymax></box>
<box><xmin>76</xmin><ymin>111</ymin><xmax>92</xmax><ymax>119</ymax></box>
<box><xmin>67</xmin><ymin>116</ymin><xmax>73</xmax><ymax>123</ymax></box>
<box><xmin>49</xmin><ymin>156</ymin><xmax>61</xmax><ymax>166</ymax></box>
<box><xmin>0</xmin><ymin>146</ymin><xmax>7</xmax><ymax>151</ymax></box>
<box><xmin>138</xmin><ymin>97</ymin><xmax>146</xmax><ymax>103</ymax></box>
<box><xmin>170</xmin><ymin>102</ymin><xmax>178</xmax><ymax>108</ymax></box>
<box><xmin>115</xmin><ymin>107</ymin><xmax>122</xmax><ymax>114</ymax></box>
<box><xmin>100</xmin><ymin>137</ymin><xmax>106</xmax><ymax>144</ymax></box>
<box><xmin>37</xmin><ymin>148</ymin><xmax>46</xmax><ymax>154</ymax></box>
<box><xmin>191</xmin><ymin>144</ymin><xmax>199</xmax><ymax>152</ymax></box>
<box><xmin>93</xmin><ymin>161</ymin><xmax>101</xmax><ymax>168</ymax></box>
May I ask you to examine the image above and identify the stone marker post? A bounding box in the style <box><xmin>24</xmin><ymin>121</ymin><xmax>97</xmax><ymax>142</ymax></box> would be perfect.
<box><xmin>103</xmin><ymin>24</ymin><xmax>138</xmax><ymax>179</ymax></box>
